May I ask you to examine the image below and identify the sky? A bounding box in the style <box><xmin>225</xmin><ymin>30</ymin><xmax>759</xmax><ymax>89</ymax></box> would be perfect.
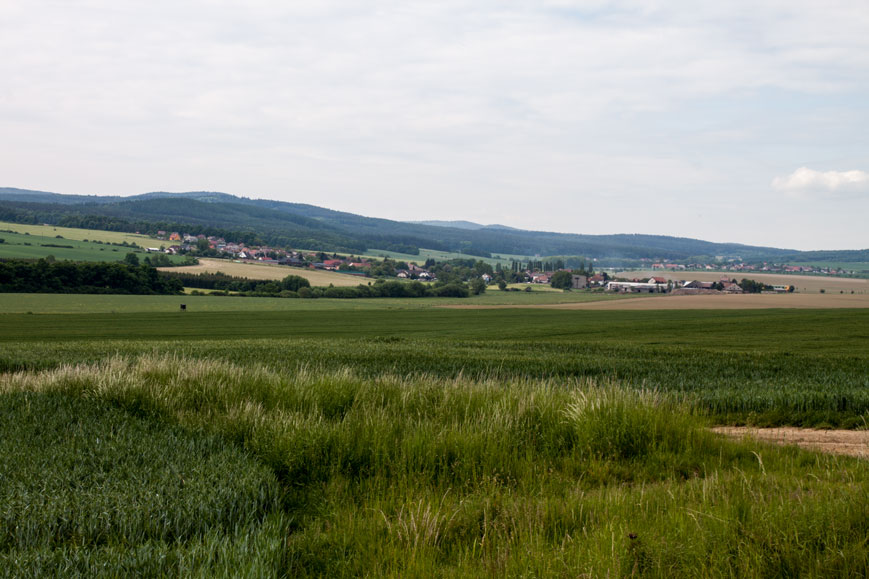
<box><xmin>1</xmin><ymin>1</ymin><xmax>867</xmax><ymax>251</ymax></box>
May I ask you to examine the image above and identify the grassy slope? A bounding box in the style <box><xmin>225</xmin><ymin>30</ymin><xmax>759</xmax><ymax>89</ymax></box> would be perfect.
<box><xmin>0</xmin><ymin>220</ymin><xmax>161</xmax><ymax>246</ymax></box>
<box><xmin>0</xmin><ymin>230</ymin><xmax>185</xmax><ymax>264</ymax></box>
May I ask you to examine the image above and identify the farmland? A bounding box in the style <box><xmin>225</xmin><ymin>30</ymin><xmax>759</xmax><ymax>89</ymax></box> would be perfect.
<box><xmin>160</xmin><ymin>257</ymin><xmax>371</xmax><ymax>287</ymax></box>
<box><xmin>0</xmin><ymin>220</ymin><xmax>161</xmax><ymax>247</ymax></box>
<box><xmin>617</xmin><ymin>269</ymin><xmax>868</xmax><ymax>294</ymax></box>
<box><xmin>1</xmin><ymin>295</ymin><xmax>868</xmax><ymax>576</ymax></box>
<box><xmin>0</xmin><ymin>229</ymin><xmax>186</xmax><ymax>264</ymax></box>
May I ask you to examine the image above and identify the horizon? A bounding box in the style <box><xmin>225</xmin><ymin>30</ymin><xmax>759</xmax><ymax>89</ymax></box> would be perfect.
<box><xmin>1</xmin><ymin>2</ymin><xmax>867</xmax><ymax>251</ymax></box>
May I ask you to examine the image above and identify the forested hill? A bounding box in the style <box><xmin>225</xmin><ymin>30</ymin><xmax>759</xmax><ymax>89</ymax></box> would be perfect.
<box><xmin>0</xmin><ymin>188</ymin><xmax>856</xmax><ymax>261</ymax></box>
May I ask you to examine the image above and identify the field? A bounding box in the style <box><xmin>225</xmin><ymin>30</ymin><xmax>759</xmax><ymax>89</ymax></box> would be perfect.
<box><xmin>0</xmin><ymin>220</ymin><xmax>162</xmax><ymax>247</ymax></box>
<box><xmin>1</xmin><ymin>294</ymin><xmax>868</xmax><ymax>576</ymax></box>
<box><xmin>617</xmin><ymin>269</ymin><xmax>868</xmax><ymax>294</ymax></box>
<box><xmin>160</xmin><ymin>257</ymin><xmax>370</xmax><ymax>287</ymax></box>
<box><xmin>450</xmin><ymin>292</ymin><xmax>869</xmax><ymax>310</ymax></box>
<box><xmin>0</xmin><ymin>229</ymin><xmax>186</xmax><ymax>264</ymax></box>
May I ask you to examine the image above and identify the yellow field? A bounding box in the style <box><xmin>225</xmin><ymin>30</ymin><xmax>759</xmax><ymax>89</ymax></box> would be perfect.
<box><xmin>0</xmin><ymin>220</ymin><xmax>162</xmax><ymax>247</ymax></box>
<box><xmin>616</xmin><ymin>269</ymin><xmax>868</xmax><ymax>294</ymax></box>
<box><xmin>161</xmin><ymin>258</ymin><xmax>365</xmax><ymax>287</ymax></box>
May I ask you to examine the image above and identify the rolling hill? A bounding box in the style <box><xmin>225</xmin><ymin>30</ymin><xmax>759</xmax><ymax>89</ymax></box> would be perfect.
<box><xmin>1</xmin><ymin>187</ymin><xmax>864</xmax><ymax>263</ymax></box>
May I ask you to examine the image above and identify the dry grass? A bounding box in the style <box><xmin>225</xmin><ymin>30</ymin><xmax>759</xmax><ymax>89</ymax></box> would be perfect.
<box><xmin>446</xmin><ymin>292</ymin><xmax>869</xmax><ymax>310</ymax></box>
<box><xmin>618</xmin><ymin>269</ymin><xmax>868</xmax><ymax>294</ymax></box>
<box><xmin>160</xmin><ymin>258</ymin><xmax>365</xmax><ymax>286</ymax></box>
<box><xmin>711</xmin><ymin>427</ymin><xmax>869</xmax><ymax>458</ymax></box>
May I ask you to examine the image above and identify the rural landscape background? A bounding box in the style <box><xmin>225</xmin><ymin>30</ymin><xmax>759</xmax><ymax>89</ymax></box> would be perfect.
<box><xmin>2</xmin><ymin>0</ymin><xmax>868</xmax><ymax>576</ymax></box>
<box><xmin>1</xmin><ymin>187</ymin><xmax>867</xmax><ymax>576</ymax></box>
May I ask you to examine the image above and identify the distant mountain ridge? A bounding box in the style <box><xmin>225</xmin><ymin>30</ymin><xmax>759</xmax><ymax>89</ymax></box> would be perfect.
<box><xmin>2</xmin><ymin>187</ymin><xmax>864</xmax><ymax>262</ymax></box>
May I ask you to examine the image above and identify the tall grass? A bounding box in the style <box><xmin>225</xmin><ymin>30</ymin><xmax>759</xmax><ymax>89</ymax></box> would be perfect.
<box><xmin>3</xmin><ymin>355</ymin><xmax>867</xmax><ymax>576</ymax></box>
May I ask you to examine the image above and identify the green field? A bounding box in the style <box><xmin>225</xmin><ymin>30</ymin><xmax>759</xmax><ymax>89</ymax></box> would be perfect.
<box><xmin>0</xmin><ymin>220</ymin><xmax>162</xmax><ymax>246</ymax></box>
<box><xmin>0</xmin><ymin>229</ymin><xmax>185</xmax><ymax>264</ymax></box>
<box><xmin>0</xmin><ymin>289</ymin><xmax>628</xmax><ymax>314</ymax></box>
<box><xmin>2</xmin><ymin>295</ymin><xmax>868</xmax><ymax>576</ymax></box>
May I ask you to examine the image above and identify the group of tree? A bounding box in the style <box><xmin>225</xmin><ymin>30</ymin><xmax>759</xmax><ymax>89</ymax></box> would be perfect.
<box><xmin>169</xmin><ymin>271</ymin><xmax>476</xmax><ymax>299</ymax></box>
<box><xmin>0</xmin><ymin>257</ymin><xmax>183</xmax><ymax>295</ymax></box>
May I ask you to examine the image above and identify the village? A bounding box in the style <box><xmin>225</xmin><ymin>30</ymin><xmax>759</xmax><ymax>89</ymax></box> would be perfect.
<box><xmin>148</xmin><ymin>231</ymin><xmax>835</xmax><ymax>293</ymax></box>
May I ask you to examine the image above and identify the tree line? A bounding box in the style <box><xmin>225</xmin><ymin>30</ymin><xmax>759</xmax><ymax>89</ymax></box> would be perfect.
<box><xmin>0</xmin><ymin>258</ymin><xmax>183</xmax><ymax>295</ymax></box>
<box><xmin>161</xmin><ymin>271</ymin><xmax>476</xmax><ymax>299</ymax></box>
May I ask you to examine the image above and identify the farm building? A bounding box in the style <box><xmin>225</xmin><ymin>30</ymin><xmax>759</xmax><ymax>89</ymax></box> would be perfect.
<box><xmin>606</xmin><ymin>281</ymin><xmax>666</xmax><ymax>293</ymax></box>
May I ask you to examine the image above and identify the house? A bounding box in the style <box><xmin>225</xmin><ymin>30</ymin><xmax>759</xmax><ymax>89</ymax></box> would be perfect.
<box><xmin>571</xmin><ymin>275</ymin><xmax>588</xmax><ymax>289</ymax></box>
<box><xmin>722</xmin><ymin>283</ymin><xmax>743</xmax><ymax>293</ymax></box>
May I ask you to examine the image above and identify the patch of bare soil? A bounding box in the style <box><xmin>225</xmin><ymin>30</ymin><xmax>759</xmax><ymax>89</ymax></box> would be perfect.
<box><xmin>711</xmin><ymin>427</ymin><xmax>869</xmax><ymax>458</ymax></box>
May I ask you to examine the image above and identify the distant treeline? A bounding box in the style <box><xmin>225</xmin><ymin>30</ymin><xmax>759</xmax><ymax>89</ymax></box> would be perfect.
<box><xmin>160</xmin><ymin>271</ymin><xmax>473</xmax><ymax>299</ymax></box>
<box><xmin>0</xmin><ymin>259</ymin><xmax>183</xmax><ymax>295</ymax></box>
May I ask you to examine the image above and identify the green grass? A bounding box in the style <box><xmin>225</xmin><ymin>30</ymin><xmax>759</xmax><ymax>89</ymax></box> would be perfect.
<box><xmin>2</xmin><ymin>295</ymin><xmax>867</xmax><ymax>574</ymax></box>
<box><xmin>2</xmin><ymin>356</ymin><xmax>867</xmax><ymax>576</ymax></box>
<box><xmin>1</xmin><ymin>307</ymin><xmax>867</xmax><ymax>427</ymax></box>
<box><xmin>0</xmin><ymin>389</ymin><xmax>285</xmax><ymax>576</ymax></box>
<box><xmin>0</xmin><ymin>230</ymin><xmax>185</xmax><ymax>264</ymax></box>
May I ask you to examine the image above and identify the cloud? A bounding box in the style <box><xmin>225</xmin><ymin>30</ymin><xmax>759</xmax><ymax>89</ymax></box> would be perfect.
<box><xmin>772</xmin><ymin>167</ymin><xmax>869</xmax><ymax>198</ymax></box>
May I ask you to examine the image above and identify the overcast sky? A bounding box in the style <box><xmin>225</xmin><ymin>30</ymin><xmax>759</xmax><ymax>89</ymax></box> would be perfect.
<box><xmin>2</xmin><ymin>1</ymin><xmax>867</xmax><ymax>250</ymax></box>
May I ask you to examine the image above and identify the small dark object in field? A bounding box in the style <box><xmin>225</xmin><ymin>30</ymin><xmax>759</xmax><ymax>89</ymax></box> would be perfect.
<box><xmin>180</xmin><ymin>304</ymin><xmax>186</xmax><ymax>311</ymax></box>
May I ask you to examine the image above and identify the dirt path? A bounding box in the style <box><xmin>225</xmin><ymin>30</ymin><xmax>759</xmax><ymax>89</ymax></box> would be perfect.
<box><xmin>711</xmin><ymin>427</ymin><xmax>869</xmax><ymax>458</ymax></box>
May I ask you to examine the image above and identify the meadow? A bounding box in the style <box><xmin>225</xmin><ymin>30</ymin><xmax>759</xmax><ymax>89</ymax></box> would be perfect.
<box><xmin>0</xmin><ymin>229</ymin><xmax>186</xmax><ymax>264</ymax></box>
<box><xmin>0</xmin><ymin>220</ymin><xmax>162</xmax><ymax>247</ymax></box>
<box><xmin>1</xmin><ymin>296</ymin><xmax>868</xmax><ymax>576</ymax></box>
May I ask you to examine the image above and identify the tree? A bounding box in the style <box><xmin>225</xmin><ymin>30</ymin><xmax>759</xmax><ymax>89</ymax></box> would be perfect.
<box><xmin>281</xmin><ymin>274</ymin><xmax>311</xmax><ymax>292</ymax></box>
<box><xmin>123</xmin><ymin>252</ymin><xmax>140</xmax><ymax>267</ymax></box>
<box><xmin>550</xmin><ymin>270</ymin><xmax>573</xmax><ymax>290</ymax></box>
<box><xmin>469</xmin><ymin>277</ymin><xmax>487</xmax><ymax>295</ymax></box>
<box><xmin>497</xmin><ymin>279</ymin><xmax>507</xmax><ymax>291</ymax></box>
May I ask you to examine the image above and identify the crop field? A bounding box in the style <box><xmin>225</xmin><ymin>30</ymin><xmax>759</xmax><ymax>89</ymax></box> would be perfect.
<box><xmin>1</xmin><ymin>297</ymin><xmax>868</xmax><ymax>576</ymax></box>
<box><xmin>0</xmin><ymin>289</ymin><xmax>627</xmax><ymax>314</ymax></box>
<box><xmin>618</xmin><ymin>269</ymin><xmax>868</xmax><ymax>294</ymax></box>
<box><xmin>450</xmin><ymin>292</ymin><xmax>869</xmax><ymax>310</ymax></box>
<box><xmin>0</xmin><ymin>220</ymin><xmax>161</xmax><ymax>247</ymax></box>
<box><xmin>0</xmin><ymin>229</ymin><xmax>186</xmax><ymax>264</ymax></box>
<box><xmin>160</xmin><ymin>257</ymin><xmax>370</xmax><ymax>286</ymax></box>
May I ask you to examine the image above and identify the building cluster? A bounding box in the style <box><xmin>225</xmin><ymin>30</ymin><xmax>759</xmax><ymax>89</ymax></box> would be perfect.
<box><xmin>606</xmin><ymin>276</ymin><xmax>746</xmax><ymax>294</ymax></box>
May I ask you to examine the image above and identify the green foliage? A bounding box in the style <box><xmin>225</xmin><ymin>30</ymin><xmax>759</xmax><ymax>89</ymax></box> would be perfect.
<box><xmin>550</xmin><ymin>269</ymin><xmax>573</xmax><ymax>289</ymax></box>
<box><xmin>0</xmin><ymin>259</ymin><xmax>182</xmax><ymax>295</ymax></box>
<box><xmin>281</xmin><ymin>274</ymin><xmax>311</xmax><ymax>292</ymax></box>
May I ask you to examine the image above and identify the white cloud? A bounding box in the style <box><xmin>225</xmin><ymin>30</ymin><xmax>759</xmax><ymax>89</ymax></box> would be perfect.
<box><xmin>772</xmin><ymin>167</ymin><xmax>869</xmax><ymax>198</ymax></box>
